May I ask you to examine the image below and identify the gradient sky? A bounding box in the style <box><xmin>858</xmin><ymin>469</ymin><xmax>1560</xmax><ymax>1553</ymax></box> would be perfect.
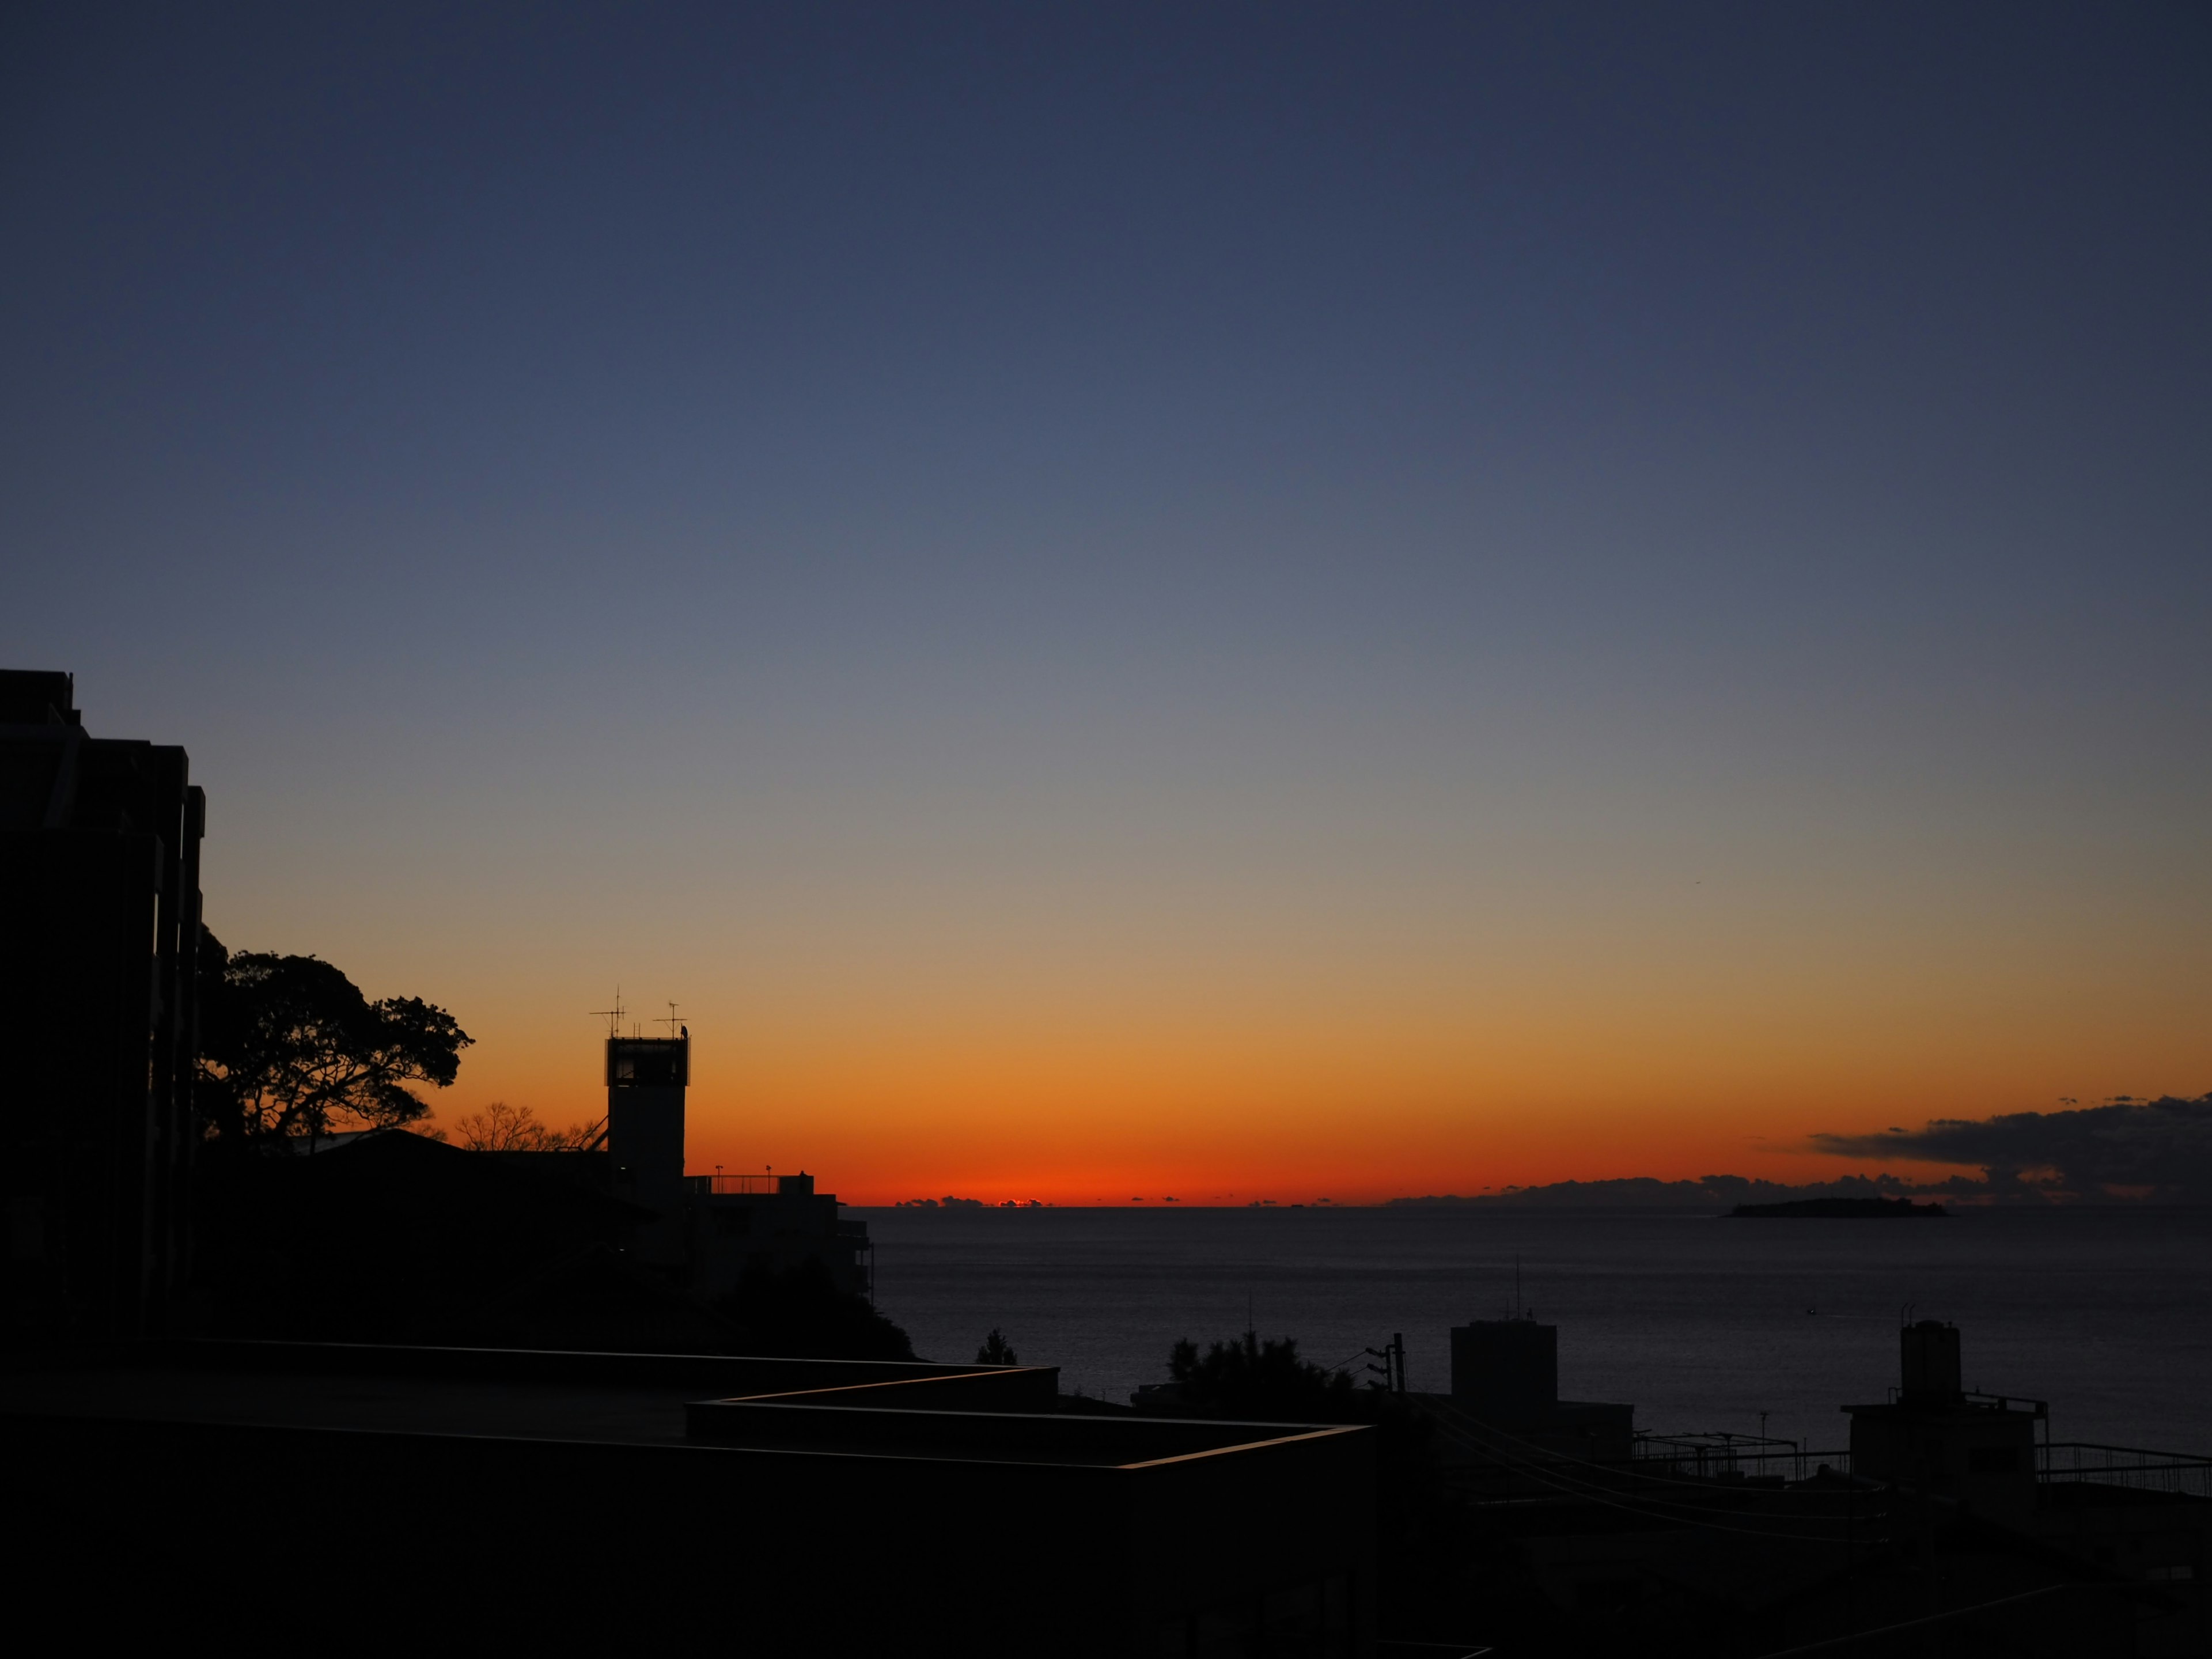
<box><xmin>6</xmin><ymin>4</ymin><xmax>2208</xmax><ymax>1203</ymax></box>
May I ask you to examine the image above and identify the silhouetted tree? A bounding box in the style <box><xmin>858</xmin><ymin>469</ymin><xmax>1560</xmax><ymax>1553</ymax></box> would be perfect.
<box><xmin>450</xmin><ymin>1100</ymin><xmax>598</xmax><ymax>1151</ymax></box>
<box><xmin>196</xmin><ymin>930</ymin><xmax>472</xmax><ymax>1143</ymax></box>
<box><xmin>710</xmin><ymin>1259</ymin><xmax>915</xmax><ymax>1361</ymax></box>
<box><xmin>1157</xmin><ymin>1330</ymin><xmax>1444</xmax><ymax>1569</ymax></box>
<box><xmin>1167</xmin><ymin>1331</ymin><xmax>1358</xmax><ymax>1421</ymax></box>
<box><xmin>976</xmin><ymin>1327</ymin><xmax>1019</xmax><ymax>1365</ymax></box>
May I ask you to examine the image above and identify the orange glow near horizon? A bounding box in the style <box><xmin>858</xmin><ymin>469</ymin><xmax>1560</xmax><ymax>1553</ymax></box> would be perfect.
<box><xmin>224</xmin><ymin>716</ymin><xmax>2212</xmax><ymax>1210</ymax></box>
<box><xmin>408</xmin><ymin>969</ymin><xmax>2207</xmax><ymax>1206</ymax></box>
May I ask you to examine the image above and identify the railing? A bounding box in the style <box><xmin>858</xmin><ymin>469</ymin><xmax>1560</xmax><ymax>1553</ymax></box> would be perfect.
<box><xmin>1963</xmin><ymin>1389</ymin><xmax>2047</xmax><ymax>1418</ymax></box>
<box><xmin>1620</xmin><ymin>1439</ymin><xmax>2212</xmax><ymax>1496</ymax></box>
<box><xmin>1633</xmin><ymin>1433</ymin><xmax>1839</xmax><ymax>1484</ymax></box>
<box><xmin>1627</xmin><ymin>1450</ymin><xmax>1852</xmax><ymax>1483</ymax></box>
<box><xmin>2039</xmin><ymin>1442</ymin><xmax>2212</xmax><ymax>1499</ymax></box>
<box><xmin>682</xmin><ymin>1172</ymin><xmax>777</xmax><ymax>1195</ymax></box>
<box><xmin>1884</xmin><ymin>1385</ymin><xmax>2047</xmax><ymax>1416</ymax></box>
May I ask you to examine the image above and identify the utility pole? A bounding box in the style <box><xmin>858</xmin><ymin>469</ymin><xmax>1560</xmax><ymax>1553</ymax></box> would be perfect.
<box><xmin>1365</xmin><ymin>1334</ymin><xmax>1407</xmax><ymax>1395</ymax></box>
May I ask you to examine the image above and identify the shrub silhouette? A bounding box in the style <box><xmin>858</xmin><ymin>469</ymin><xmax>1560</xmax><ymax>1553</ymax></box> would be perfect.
<box><xmin>1167</xmin><ymin>1331</ymin><xmax>1358</xmax><ymax>1421</ymax></box>
<box><xmin>711</xmin><ymin>1259</ymin><xmax>915</xmax><ymax>1361</ymax></box>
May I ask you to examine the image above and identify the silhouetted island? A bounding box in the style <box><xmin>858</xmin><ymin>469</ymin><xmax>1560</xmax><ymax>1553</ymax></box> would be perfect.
<box><xmin>1728</xmin><ymin>1197</ymin><xmax>1947</xmax><ymax>1218</ymax></box>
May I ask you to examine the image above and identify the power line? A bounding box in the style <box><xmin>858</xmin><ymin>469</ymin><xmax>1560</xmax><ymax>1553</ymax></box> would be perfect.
<box><xmin>1427</xmin><ymin>1398</ymin><xmax>1868</xmax><ymax>1504</ymax></box>
<box><xmin>1422</xmin><ymin>1405</ymin><xmax>1883</xmax><ymax>1543</ymax></box>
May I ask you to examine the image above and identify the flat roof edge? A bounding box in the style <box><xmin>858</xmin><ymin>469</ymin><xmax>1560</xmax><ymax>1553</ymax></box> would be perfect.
<box><xmin>0</xmin><ymin>1407</ymin><xmax>1176</xmax><ymax>1475</ymax></box>
<box><xmin>689</xmin><ymin>1398</ymin><xmax>1365</xmax><ymax>1434</ymax></box>
<box><xmin>1115</xmin><ymin>1425</ymin><xmax>1369</xmax><ymax>1470</ymax></box>
<box><xmin>128</xmin><ymin>1339</ymin><xmax>1022</xmax><ymax>1381</ymax></box>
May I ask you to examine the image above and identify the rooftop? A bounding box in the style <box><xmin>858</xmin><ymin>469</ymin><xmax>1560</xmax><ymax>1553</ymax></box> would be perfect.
<box><xmin>1</xmin><ymin>1339</ymin><xmax>1366</xmax><ymax>1474</ymax></box>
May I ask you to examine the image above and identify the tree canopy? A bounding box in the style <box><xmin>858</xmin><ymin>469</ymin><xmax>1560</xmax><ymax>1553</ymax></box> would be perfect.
<box><xmin>710</xmin><ymin>1260</ymin><xmax>915</xmax><ymax>1361</ymax></box>
<box><xmin>1159</xmin><ymin>1330</ymin><xmax>1440</xmax><ymax>1546</ymax></box>
<box><xmin>1166</xmin><ymin>1331</ymin><xmax>1360</xmax><ymax>1421</ymax></box>
<box><xmin>196</xmin><ymin>930</ymin><xmax>472</xmax><ymax>1143</ymax></box>
<box><xmin>448</xmin><ymin>1100</ymin><xmax>599</xmax><ymax>1152</ymax></box>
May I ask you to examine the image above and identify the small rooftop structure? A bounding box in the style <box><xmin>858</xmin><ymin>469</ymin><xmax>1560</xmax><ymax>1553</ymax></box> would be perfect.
<box><xmin>1444</xmin><ymin>1313</ymin><xmax>1635</xmax><ymax>1462</ymax></box>
<box><xmin>1845</xmin><ymin>1319</ymin><xmax>2046</xmax><ymax>1524</ymax></box>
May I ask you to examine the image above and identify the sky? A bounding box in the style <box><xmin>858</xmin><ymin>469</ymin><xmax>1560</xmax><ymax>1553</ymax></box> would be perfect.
<box><xmin>5</xmin><ymin>3</ymin><xmax>2208</xmax><ymax>1203</ymax></box>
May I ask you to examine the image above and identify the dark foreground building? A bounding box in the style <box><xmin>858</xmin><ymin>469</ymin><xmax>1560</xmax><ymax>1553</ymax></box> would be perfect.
<box><xmin>1</xmin><ymin>671</ymin><xmax>203</xmax><ymax>1342</ymax></box>
<box><xmin>1403</xmin><ymin>1318</ymin><xmax>2206</xmax><ymax>1656</ymax></box>
<box><xmin>2</xmin><ymin>1339</ymin><xmax>1378</xmax><ymax>1655</ymax></box>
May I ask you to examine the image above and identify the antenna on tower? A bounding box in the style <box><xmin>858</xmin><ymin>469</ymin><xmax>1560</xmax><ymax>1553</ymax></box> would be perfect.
<box><xmin>588</xmin><ymin>989</ymin><xmax>625</xmax><ymax>1040</ymax></box>
<box><xmin>662</xmin><ymin>1001</ymin><xmax>682</xmax><ymax>1039</ymax></box>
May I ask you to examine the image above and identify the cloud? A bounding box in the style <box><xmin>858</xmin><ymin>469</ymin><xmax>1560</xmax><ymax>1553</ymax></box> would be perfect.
<box><xmin>1810</xmin><ymin>1094</ymin><xmax>2212</xmax><ymax>1203</ymax></box>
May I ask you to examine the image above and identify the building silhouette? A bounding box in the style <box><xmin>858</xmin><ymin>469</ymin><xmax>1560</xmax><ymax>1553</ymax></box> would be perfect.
<box><xmin>1444</xmin><ymin>1313</ymin><xmax>1635</xmax><ymax>1462</ymax></box>
<box><xmin>585</xmin><ymin>1026</ymin><xmax>872</xmax><ymax>1298</ymax></box>
<box><xmin>1846</xmin><ymin>1317</ymin><xmax>2044</xmax><ymax>1525</ymax></box>
<box><xmin>1411</xmin><ymin>1313</ymin><xmax>2203</xmax><ymax>1654</ymax></box>
<box><xmin>605</xmin><ymin>1033</ymin><xmax>689</xmax><ymax>1223</ymax></box>
<box><xmin>1</xmin><ymin>670</ymin><xmax>203</xmax><ymax>1340</ymax></box>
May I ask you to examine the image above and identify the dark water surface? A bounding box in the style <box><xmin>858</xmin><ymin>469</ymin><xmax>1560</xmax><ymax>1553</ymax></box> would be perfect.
<box><xmin>858</xmin><ymin>1205</ymin><xmax>2212</xmax><ymax>1456</ymax></box>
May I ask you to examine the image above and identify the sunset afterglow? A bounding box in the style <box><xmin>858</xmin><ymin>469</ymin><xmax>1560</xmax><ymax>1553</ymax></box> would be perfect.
<box><xmin>12</xmin><ymin>7</ymin><xmax>2208</xmax><ymax>1205</ymax></box>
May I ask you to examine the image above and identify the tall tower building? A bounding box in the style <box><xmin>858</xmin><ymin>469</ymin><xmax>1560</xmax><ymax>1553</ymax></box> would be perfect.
<box><xmin>605</xmin><ymin>1031</ymin><xmax>688</xmax><ymax>1220</ymax></box>
<box><xmin>589</xmin><ymin>1014</ymin><xmax>872</xmax><ymax>1298</ymax></box>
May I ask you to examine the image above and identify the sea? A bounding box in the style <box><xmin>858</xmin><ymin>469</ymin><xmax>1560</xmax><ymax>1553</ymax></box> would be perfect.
<box><xmin>857</xmin><ymin>1204</ymin><xmax>2212</xmax><ymax>1457</ymax></box>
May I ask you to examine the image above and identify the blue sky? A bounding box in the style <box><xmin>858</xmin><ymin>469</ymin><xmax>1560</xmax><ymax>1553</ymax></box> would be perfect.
<box><xmin>6</xmin><ymin>3</ymin><xmax>2207</xmax><ymax>1192</ymax></box>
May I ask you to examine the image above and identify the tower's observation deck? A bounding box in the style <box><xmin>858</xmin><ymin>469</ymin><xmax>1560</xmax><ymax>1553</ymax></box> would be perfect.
<box><xmin>606</xmin><ymin>1035</ymin><xmax>688</xmax><ymax>1220</ymax></box>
